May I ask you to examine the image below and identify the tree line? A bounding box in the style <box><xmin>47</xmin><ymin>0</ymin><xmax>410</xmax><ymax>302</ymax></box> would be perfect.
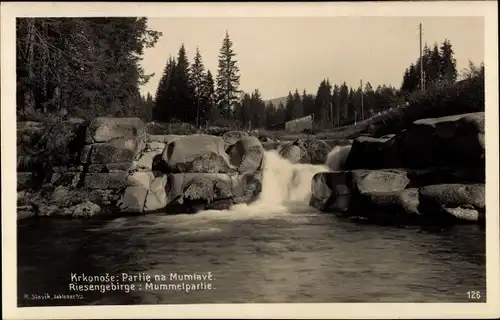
<box><xmin>16</xmin><ymin>18</ymin><xmax>469</xmax><ymax>131</ymax></box>
<box><xmin>151</xmin><ymin>34</ymin><xmax>461</xmax><ymax>130</ymax></box>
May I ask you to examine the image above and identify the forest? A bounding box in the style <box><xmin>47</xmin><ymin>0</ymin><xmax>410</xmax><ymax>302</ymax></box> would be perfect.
<box><xmin>16</xmin><ymin>17</ymin><xmax>483</xmax><ymax>132</ymax></box>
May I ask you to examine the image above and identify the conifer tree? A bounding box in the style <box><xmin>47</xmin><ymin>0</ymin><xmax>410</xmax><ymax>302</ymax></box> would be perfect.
<box><xmin>292</xmin><ymin>89</ymin><xmax>303</xmax><ymax>119</ymax></box>
<box><xmin>302</xmin><ymin>89</ymin><xmax>315</xmax><ymax>119</ymax></box>
<box><xmin>240</xmin><ymin>93</ymin><xmax>252</xmax><ymax>129</ymax></box>
<box><xmin>201</xmin><ymin>70</ymin><xmax>215</xmax><ymax>126</ymax></box>
<box><xmin>440</xmin><ymin>39</ymin><xmax>457</xmax><ymax>85</ymax></box>
<box><xmin>331</xmin><ymin>85</ymin><xmax>340</xmax><ymax>127</ymax></box>
<box><xmin>339</xmin><ymin>82</ymin><xmax>349</xmax><ymax>123</ymax></box>
<box><xmin>250</xmin><ymin>89</ymin><xmax>266</xmax><ymax>128</ymax></box>
<box><xmin>172</xmin><ymin>44</ymin><xmax>195</xmax><ymax>123</ymax></box>
<box><xmin>427</xmin><ymin>43</ymin><xmax>442</xmax><ymax>88</ymax></box>
<box><xmin>276</xmin><ymin>102</ymin><xmax>286</xmax><ymax>124</ymax></box>
<box><xmin>265</xmin><ymin>102</ymin><xmax>277</xmax><ymax>128</ymax></box>
<box><xmin>314</xmin><ymin>79</ymin><xmax>332</xmax><ymax>127</ymax></box>
<box><xmin>215</xmin><ymin>31</ymin><xmax>241</xmax><ymax>118</ymax></box>
<box><xmin>285</xmin><ymin>91</ymin><xmax>294</xmax><ymax>122</ymax></box>
<box><xmin>154</xmin><ymin>56</ymin><xmax>176</xmax><ymax>121</ymax></box>
<box><xmin>190</xmin><ymin>46</ymin><xmax>206</xmax><ymax>127</ymax></box>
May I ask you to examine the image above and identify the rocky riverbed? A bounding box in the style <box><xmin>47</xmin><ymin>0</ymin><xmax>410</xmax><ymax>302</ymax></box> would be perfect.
<box><xmin>17</xmin><ymin>112</ymin><xmax>485</xmax><ymax>227</ymax></box>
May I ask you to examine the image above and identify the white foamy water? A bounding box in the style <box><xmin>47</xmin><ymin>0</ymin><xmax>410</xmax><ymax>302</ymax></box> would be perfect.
<box><xmin>194</xmin><ymin>146</ymin><xmax>351</xmax><ymax>220</ymax></box>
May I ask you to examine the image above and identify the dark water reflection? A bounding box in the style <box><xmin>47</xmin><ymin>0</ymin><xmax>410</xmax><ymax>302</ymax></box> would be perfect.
<box><xmin>17</xmin><ymin>210</ymin><xmax>486</xmax><ymax>306</ymax></box>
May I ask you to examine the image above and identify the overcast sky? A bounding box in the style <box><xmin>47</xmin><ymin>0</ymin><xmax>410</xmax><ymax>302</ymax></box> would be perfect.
<box><xmin>139</xmin><ymin>16</ymin><xmax>484</xmax><ymax>100</ymax></box>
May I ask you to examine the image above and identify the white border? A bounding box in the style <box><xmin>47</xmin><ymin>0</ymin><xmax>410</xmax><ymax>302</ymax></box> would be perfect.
<box><xmin>2</xmin><ymin>2</ymin><xmax>499</xmax><ymax>319</ymax></box>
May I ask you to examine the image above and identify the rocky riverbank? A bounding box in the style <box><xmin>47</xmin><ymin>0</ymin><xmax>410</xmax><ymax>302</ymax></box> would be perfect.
<box><xmin>17</xmin><ymin>112</ymin><xmax>486</xmax><ymax>227</ymax></box>
<box><xmin>17</xmin><ymin>118</ymin><xmax>265</xmax><ymax>219</ymax></box>
<box><xmin>308</xmin><ymin>112</ymin><xmax>486</xmax><ymax>226</ymax></box>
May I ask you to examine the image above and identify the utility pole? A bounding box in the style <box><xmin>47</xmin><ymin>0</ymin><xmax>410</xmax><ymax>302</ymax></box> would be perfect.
<box><xmin>419</xmin><ymin>23</ymin><xmax>425</xmax><ymax>92</ymax></box>
<box><xmin>360</xmin><ymin>79</ymin><xmax>364</xmax><ymax>120</ymax></box>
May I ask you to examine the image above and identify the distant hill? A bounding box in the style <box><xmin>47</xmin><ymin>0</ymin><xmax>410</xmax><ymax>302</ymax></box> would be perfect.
<box><xmin>263</xmin><ymin>96</ymin><xmax>288</xmax><ymax>108</ymax></box>
<box><xmin>264</xmin><ymin>94</ymin><xmax>316</xmax><ymax>108</ymax></box>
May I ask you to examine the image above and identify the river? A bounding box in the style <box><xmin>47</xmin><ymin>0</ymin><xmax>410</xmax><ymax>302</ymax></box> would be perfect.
<box><xmin>17</xmin><ymin>149</ymin><xmax>486</xmax><ymax>306</ymax></box>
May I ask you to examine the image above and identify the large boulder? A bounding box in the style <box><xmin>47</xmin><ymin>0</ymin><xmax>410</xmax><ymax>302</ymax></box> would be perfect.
<box><xmin>302</xmin><ymin>140</ymin><xmax>332</xmax><ymax>165</ymax></box>
<box><xmin>399</xmin><ymin>112</ymin><xmax>485</xmax><ymax>169</ymax></box>
<box><xmin>85</xmin><ymin>117</ymin><xmax>146</xmax><ymax>143</ymax></box>
<box><xmin>344</xmin><ymin>135</ymin><xmax>401</xmax><ymax>170</ymax></box>
<box><xmin>162</xmin><ymin>172</ymin><xmax>262</xmax><ymax>212</ymax></box>
<box><xmin>161</xmin><ymin>135</ymin><xmax>232</xmax><ymax>173</ymax></box>
<box><xmin>418</xmin><ymin>183</ymin><xmax>485</xmax><ymax>223</ymax></box>
<box><xmin>226</xmin><ymin>136</ymin><xmax>264</xmax><ymax>173</ymax></box>
<box><xmin>278</xmin><ymin>144</ymin><xmax>302</xmax><ymax>164</ymax></box>
<box><xmin>310</xmin><ymin>171</ymin><xmax>351</xmax><ymax>212</ymax></box>
<box><xmin>89</xmin><ymin>138</ymin><xmax>145</xmax><ymax>164</ymax></box>
<box><xmin>309</xmin><ymin>169</ymin><xmax>410</xmax><ymax>213</ymax></box>
<box><xmin>165</xmin><ymin>173</ymin><xmax>234</xmax><ymax>212</ymax></box>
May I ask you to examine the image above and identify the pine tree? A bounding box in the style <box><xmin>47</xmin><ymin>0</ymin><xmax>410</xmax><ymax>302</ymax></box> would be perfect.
<box><xmin>285</xmin><ymin>91</ymin><xmax>294</xmax><ymax>122</ymax></box>
<box><xmin>265</xmin><ymin>102</ymin><xmax>276</xmax><ymax>128</ymax></box>
<box><xmin>292</xmin><ymin>89</ymin><xmax>303</xmax><ymax>119</ymax></box>
<box><xmin>440</xmin><ymin>39</ymin><xmax>457</xmax><ymax>85</ymax></box>
<box><xmin>427</xmin><ymin>43</ymin><xmax>442</xmax><ymax>88</ymax></box>
<box><xmin>302</xmin><ymin>89</ymin><xmax>315</xmax><ymax>119</ymax></box>
<box><xmin>172</xmin><ymin>44</ymin><xmax>195</xmax><ymax>123</ymax></box>
<box><xmin>314</xmin><ymin>79</ymin><xmax>332</xmax><ymax>127</ymax></box>
<box><xmin>363</xmin><ymin>82</ymin><xmax>375</xmax><ymax>117</ymax></box>
<box><xmin>215</xmin><ymin>31</ymin><xmax>241</xmax><ymax>118</ymax></box>
<box><xmin>154</xmin><ymin>56</ymin><xmax>176</xmax><ymax>122</ymax></box>
<box><xmin>331</xmin><ymin>85</ymin><xmax>340</xmax><ymax>127</ymax></box>
<box><xmin>276</xmin><ymin>102</ymin><xmax>286</xmax><ymax>124</ymax></box>
<box><xmin>422</xmin><ymin>43</ymin><xmax>432</xmax><ymax>86</ymax></box>
<box><xmin>240</xmin><ymin>93</ymin><xmax>252</xmax><ymax>129</ymax></box>
<box><xmin>201</xmin><ymin>70</ymin><xmax>215</xmax><ymax>126</ymax></box>
<box><xmin>339</xmin><ymin>82</ymin><xmax>349</xmax><ymax>123</ymax></box>
<box><xmin>250</xmin><ymin>89</ymin><xmax>266</xmax><ymax>129</ymax></box>
<box><xmin>190</xmin><ymin>46</ymin><xmax>206</xmax><ymax>127</ymax></box>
